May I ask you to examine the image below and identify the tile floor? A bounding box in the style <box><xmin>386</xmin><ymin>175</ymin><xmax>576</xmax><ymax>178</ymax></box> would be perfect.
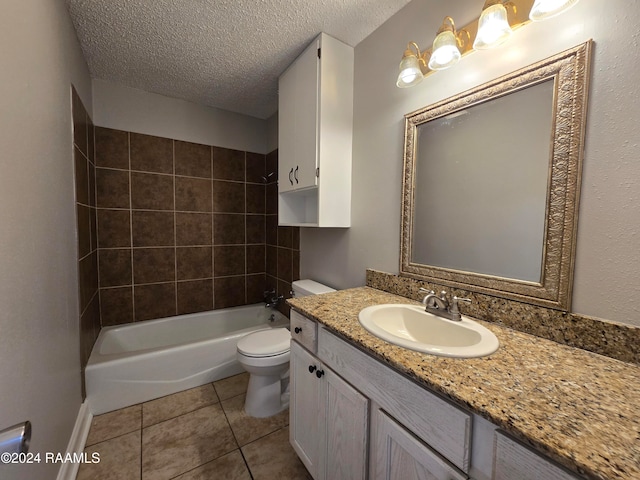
<box><xmin>77</xmin><ymin>373</ymin><xmax>311</xmax><ymax>480</ymax></box>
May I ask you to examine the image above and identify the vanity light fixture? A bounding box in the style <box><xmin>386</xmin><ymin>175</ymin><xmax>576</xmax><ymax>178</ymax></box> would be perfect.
<box><xmin>473</xmin><ymin>1</ymin><xmax>515</xmax><ymax>50</ymax></box>
<box><xmin>396</xmin><ymin>0</ymin><xmax>580</xmax><ymax>88</ymax></box>
<box><xmin>529</xmin><ymin>0</ymin><xmax>580</xmax><ymax>21</ymax></box>
<box><xmin>428</xmin><ymin>17</ymin><xmax>471</xmax><ymax>71</ymax></box>
<box><xmin>396</xmin><ymin>42</ymin><xmax>429</xmax><ymax>88</ymax></box>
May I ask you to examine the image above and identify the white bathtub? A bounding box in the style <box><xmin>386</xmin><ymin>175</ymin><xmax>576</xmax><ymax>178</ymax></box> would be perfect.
<box><xmin>86</xmin><ymin>304</ymin><xmax>288</xmax><ymax>415</ymax></box>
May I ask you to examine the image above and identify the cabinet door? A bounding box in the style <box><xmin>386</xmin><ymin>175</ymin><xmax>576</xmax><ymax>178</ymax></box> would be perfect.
<box><xmin>320</xmin><ymin>367</ymin><xmax>369</xmax><ymax>480</ymax></box>
<box><xmin>278</xmin><ymin>38</ymin><xmax>319</xmax><ymax>193</ymax></box>
<box><xmin>372</xmin><ymin>409</ymin><xmax>467</xmax><ymax>480</ymax></box>
<box><xmin>290</xmin><ymin>341</ymin><xmax>323</xmax><ymax>478</ymax></box>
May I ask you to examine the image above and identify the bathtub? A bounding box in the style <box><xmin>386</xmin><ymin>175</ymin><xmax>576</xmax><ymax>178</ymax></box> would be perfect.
<box><xmin>86</xmin><ymin>304</ymin><xmax>288</xmax><ymax>415</ymax></box>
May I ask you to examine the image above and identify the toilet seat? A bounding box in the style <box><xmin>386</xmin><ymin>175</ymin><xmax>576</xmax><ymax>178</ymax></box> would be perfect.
<box><xmin>237</xmin><ymin>328</ymin><xmax>290</xmax><ymax>357</ymax></box>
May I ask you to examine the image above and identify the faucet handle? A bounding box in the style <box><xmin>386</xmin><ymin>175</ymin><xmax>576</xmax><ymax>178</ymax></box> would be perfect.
<box><xmin>449</xmin><ymin>296</ymin><xmax>471</xmax><ymax>320</ymax></box>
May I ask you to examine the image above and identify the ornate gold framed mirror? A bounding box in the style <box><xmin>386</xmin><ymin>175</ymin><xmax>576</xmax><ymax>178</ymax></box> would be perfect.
<box><xmin>400</xmin><ymin>41</ymin><xmax>592</xmax><ymax>310</ymax></box>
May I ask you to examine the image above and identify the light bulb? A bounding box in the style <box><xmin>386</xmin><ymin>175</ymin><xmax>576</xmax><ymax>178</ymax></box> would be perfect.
<box><xmin>529</xmin><ymin>0</ymin><xmax>580</xmax><ymax>21</ymax></box>
<box><xmin>473</xmin><ymin>3</ymin><xmax>513</xmax><ymax>50</ymax></box>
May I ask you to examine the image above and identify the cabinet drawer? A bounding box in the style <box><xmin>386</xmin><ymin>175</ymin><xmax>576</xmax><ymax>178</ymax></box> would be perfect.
<box><xmin>291</xmin><ymin>310</ymin><xmax>318</xmax><ymax>353</ymax></box>
<box><xmin>318</xmin><ymin>327</ymin><xmax>471</xmax><ymax>472</ymax></box>
<box><xmin>493</xmin><ymin>431</ymin><xmax>580</xmax><ymax>480</ymax></box>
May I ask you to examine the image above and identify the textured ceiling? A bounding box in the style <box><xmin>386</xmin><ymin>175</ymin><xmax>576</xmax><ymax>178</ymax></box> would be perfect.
<box><xmin>66</xmin><ymin>0</ymin><xmax>411</xmax><ymax>119</ymax></box>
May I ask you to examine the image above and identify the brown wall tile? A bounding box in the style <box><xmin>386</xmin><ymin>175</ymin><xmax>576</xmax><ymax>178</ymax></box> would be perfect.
<box><xmin>97</xmin><ymin>209</ymin><xmax>131</xmax><ymax>248</ymax></box>
<box><xmin>99</xmin><ymin>248</ymin><xmax>132</xmax><ymax>287</ymax></box>
<box><xmin>246</xmin><ymin>152</ymin><xmax>266</xmax><ymax>184</ymax></box>
<box><xmin>77</xmin><ymin>205</ymin><xmax>91</xmax><ymax>259</ymax></box>
<box><xmin>265</xmin><ymin>215</ymin><xmax>277</xmax><ymax>246</ymax></box>
<box><xmin>213</xmin><ymin>180</ymin><xmax>244</xmax><ymax>213</ymax></box>
<box><xmin>177</xmin><ymin>279</ymin><xmax>213</xmax><ymax>315</ymax></box>
<box><xmin>100</xmin><ymin>287</ymin><xmax>134</xmax><ymax>326</ymax></box>
<box><xmin>75</xmin><ymin>147</ymin><xmax>89</xmax><ymax>205</ymax></box>
<box><xmin>246</xmin><ymin>215</ymin><xmax>265</xmax><ymax>244</ymax></box>
<box><xmin>177</xmin><ymin>247</ymin><xmax>212</xmax><ymax>280</ymax></box>
<box><xmin>132</xmin><ymin>211</ymin><xmax>175</xmax><ymax>247</ymax></box>
<box><xmin>130</xmin><ymin>133</ymin><xmax>173</xmax><ymax>174</ymax></box>
<box><xmin>88</xmin><ymin>162</ymin><xmax>97</xmax><ymax>208</ymax></box>
<box><xmin>131</xmin><ymin>172</ymin><xmax>174</xmax><ymax>210</ymax></box>
<box><xmin>266</xmin><ymin>183</ymin><xmax>278</xmax><ymax>215</ymax></box>
<box><xmin>175</xmin><ymin>141</ymin><xmax>211</xmax><ymax>178</ymax></box>
<box><xmin>88</xmin><ymin>121</ymin><xmax>95</xmax><ymax>164</ymax></box>
<box><xmin>266</xmin><ymin>246</ymin><xmax>277</xmax><ymax>277</ymax></box>
<box><xmin>276</xmin><ymin>279</ymin><xmax>293</xmax><ymax>317</ymax></box>
<box><xmin>96</xmin><ymin>168</ymin><xmax>130</xmax><ymax>208</ymax></box>
<box><xmin>90</xmin><ymin>208</ymin><xmax>98</xmax><ymax>252</ymax></box>
<box><xmin>213</xmin><ymin>214</ymin><xmax>245</xmax><ymax>245</ymax></box>
<box><xmin>134</xmin><ymin>283</ymin><xmax>176</xmax><ymax>321</ymax></box>
<box><xmin>277</xmin><ymin>226</ymin><xmax>293</xmax><ymax>248</ymax></box>
<box><xmin>176</xmin><ymin>212</ymin><xmax>212</xmax><ymax>246</ymax></box>
<box><xmin>247</xmin><ymin>244</ymin><xmax>265</xmax><ymax>274</ymax></box>
<box><xmin>80</xmin><ymin>294</ymin><xmax>100</xmax><ymax>366</ymax></box>
<box><xmin>246</xmin><ymin>183</ymin><xmax>265</xmax><ymax>214</ymax></box>
<box><xmin>247</xmin><ymin>274</ymin><xmax>266</xmax><ymax>304</ymax></box>
<box><xmin>133</xmin><ymin>248</ymin><xmax>176</xmax><ymax>284</ymax></box>
<box><xmin>176</xmin><ymin>177</ymin><xmax>212</xmax><ymax>212</ymax></box>
<box><xmin>214</xmin><ymin>246</ymin><xmax>245</xmax><ymax>277</ymax></box>
<box><xmin>213</xmin><ymin>147</ymin><xmax>245</xmax><ymax>181</ymax></box>
<box><xmin>214</xmin><ymin>276</ymin><xmax>246</xmax><ymax>309</ymax></box>
<box><xmin>79</xmin><ymin>251</ymin><xmax>98</xmax><ymax>312</ymax></box>
<box><xmin>277</xmin><ymin>247</ymin><xmax>292</xmax><ymax>283</ymax></box>
<box><xmin>95</xmin><ymin>127</ymin><xmax>129</xmax><ymax>169</ymax></box>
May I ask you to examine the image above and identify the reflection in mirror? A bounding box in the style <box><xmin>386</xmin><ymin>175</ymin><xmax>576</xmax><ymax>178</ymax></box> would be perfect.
<box><xmin>412</xmin><ymin>79</ymin><xmax>554</xmax><ymax>283</ymax></box>
<box><xmin>400</xmin><ymin>42</ymin><xmax>592</xmax><ymax>310</ymax></box>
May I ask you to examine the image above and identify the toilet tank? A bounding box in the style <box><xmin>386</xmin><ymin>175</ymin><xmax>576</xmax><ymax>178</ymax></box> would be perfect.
<box><xmin>291</xmin><ymin>279</ymin><xmax>336</xmax><ymax>297</ymax></box>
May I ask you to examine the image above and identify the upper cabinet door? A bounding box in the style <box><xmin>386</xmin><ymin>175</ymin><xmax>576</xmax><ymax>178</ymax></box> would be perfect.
<box><xmin>278</xmin><ymin>33</ymin><xmax>353</xmax><ymax>227</ymax></box>
<box><xmin>278</xmin><ymin>39</ymin><xmax>319</xmax><ymax>193</ymax></box>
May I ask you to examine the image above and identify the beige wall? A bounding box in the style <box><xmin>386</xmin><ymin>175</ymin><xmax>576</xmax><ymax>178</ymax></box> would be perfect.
<box><xmin>0</xmin><ymin>1</ymin><xmax>92</xmax><ymax>478</ymax></box>
<box><xmin>93</xmin><ymin>79</ymin><xmax>269</xmax><ymax>154</ymax></box>
<box><xmin>301</xmin><ymin>0</ymin><xmax>640</xmax><ymax>327</ymax></box>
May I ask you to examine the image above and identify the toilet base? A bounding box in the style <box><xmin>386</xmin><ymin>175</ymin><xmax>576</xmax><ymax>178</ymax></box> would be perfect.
<box><xmin>244</xmin><ymin>372</ymin><xmax>289</xmax><ymax>418</ymax></box>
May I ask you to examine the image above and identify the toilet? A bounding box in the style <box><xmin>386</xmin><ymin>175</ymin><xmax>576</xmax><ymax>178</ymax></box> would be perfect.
<box><xmin>236</xmin><ymin>279</ymin><xmax>336</xmax><ymax>418</ymax></box>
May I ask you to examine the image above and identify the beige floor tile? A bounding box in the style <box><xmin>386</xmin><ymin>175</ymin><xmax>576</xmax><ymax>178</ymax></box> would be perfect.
<box><xmin>77</xmin><ymin>430</ymin><xmax>141</xmax><ymax>480</ymax></box>
<box><xmin>242</xmin><ymin>427</ymin><xmax>311</xmax><ymax>480</ymax></box>
<box><xmin>86</xmin><ymin>405</ymin><xmax>142</xmax><ymax>446</ymax></box>
<box><xmin>173</xmin><ymin>450</ymin><xmax>252</xmax><ymax>480</ymax></box>
<box><xmin>142</xmin><ymin>403</ymin><xmax>237</xmax><ymax>480</ymax></box>
<box><xmin>143</xmin><ymin>384</ymin><xmax>219</xmax><ymax>427</ymax></box>
<box><xmin>214</xmin><ymin>372</ymin><xmax>249</xmax><ymax>400</ymax></box>
<box><xmin>221</xmin><ymin>394</ymin><xmax>289</xmax><ymax>446</ymax></box>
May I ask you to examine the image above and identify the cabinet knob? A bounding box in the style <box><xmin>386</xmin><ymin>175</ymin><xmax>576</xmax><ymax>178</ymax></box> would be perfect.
<box><xmin>315</xmin><ymin>369</ymin><xmax>325</xmax><ymax>379</ymax></box>
<box><xmin>308</xmin><ymin>365</ymin><xmax>317</xmax><ymax>373</ymax></box>
<box><xmin>294</xmin><ymin>327</ymin><xmax>302</xmax><ymax>334</ymax></box>
<box><xmin>289</xmin><ymin>168</ymin><xmax>294</xmax><ymax>185</ymax></box>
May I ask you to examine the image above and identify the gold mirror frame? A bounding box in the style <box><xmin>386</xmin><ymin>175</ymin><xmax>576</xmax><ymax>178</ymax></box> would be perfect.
<box><xmin>400</xmin><ymin>41</ymin><xmax>592</xmax><ymax>310</ymax></box>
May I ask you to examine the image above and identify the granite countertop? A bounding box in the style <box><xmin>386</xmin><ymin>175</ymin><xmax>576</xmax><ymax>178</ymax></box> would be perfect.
<box><xmin>288</xmin><ymin>287</ymin><xmax>640</xmax><ymax>480</ymax></box>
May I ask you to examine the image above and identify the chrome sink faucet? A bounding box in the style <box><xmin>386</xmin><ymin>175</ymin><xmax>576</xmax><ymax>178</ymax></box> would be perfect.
<box><xmin>419</xmin><ymin>288</ymin><xmax>471</xmax><ymax>322</ymax></box>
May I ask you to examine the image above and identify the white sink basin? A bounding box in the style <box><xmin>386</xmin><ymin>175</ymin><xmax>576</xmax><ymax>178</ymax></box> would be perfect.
<box><xmin>358</xmin><ymin>304</ymin><xmax>499</xmax><ymax>358</ymax></box>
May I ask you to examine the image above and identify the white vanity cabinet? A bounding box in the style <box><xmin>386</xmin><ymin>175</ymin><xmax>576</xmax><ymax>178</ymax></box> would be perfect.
<box><xmin>289</xmin><ymin>311</ymin><xmax>588</xmax><ymax>480</ymax></box>
<box><xmin>290</xmin><ymin>341</ymin><xmax>369</xmax><ymax>480</ymax></box>
<box><xmin>277</xmin><ymin>32</ymin><xmax>353</xmax><ymax>227</ymax></box>
<box><xmin>372</xmin><ymin>409</ymin><xmax>467</xmax><ymax>480</ymax></box>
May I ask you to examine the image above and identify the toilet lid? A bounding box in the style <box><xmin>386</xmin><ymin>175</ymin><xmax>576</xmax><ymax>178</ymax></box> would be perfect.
<box><xmin>237</xmin><ymin>328</ymin><xmax>291</xmax><ymax>357</ymax></box>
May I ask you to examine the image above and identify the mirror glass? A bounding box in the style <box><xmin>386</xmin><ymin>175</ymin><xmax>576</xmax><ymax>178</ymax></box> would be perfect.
<box><xmin>412</xmin><ymin>79</ymin><xmax>554</xmax><ymax>282</ymax></box>
<box><xmin>400</xmin><ymin>42</ymin><xmax>592</xmax><ymax>310</ymax></box>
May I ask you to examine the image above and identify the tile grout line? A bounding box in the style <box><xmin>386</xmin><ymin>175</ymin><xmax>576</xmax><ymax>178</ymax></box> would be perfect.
<box><xmin>128</xmin><ymin>132</ymin><xmax>136</xmax><ymax>325</ymax></box>
<box><xmin>173</xmin><ymin>139</ymin><xmax>178</xmax><ymax>316</ymax></box>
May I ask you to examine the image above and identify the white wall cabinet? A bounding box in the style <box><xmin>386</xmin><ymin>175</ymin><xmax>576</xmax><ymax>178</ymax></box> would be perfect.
<box><xmin>289</xmin><ymin>312</ymin><xmax>587</xmax><ymax>480</ymax></box>
<box><xmin>290</xmin><ymin>340</ymin><xmax>368</xmax><ymax>480</ymax></box>
<box><xmin>278</xmin><ymin>33</ymin><xmax>353</xmax><ymax>227</ymax></box>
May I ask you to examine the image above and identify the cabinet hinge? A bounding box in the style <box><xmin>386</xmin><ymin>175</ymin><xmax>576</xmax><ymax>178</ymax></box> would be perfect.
<box><xmin>316</xmin><ymin>167</ymin><xmax>319</xmax><ymax>177</ymax></box>
<box><xmin>317</xmin><ymin>48</ymin><xmax>321</xmax><ymax>59</ymax></box>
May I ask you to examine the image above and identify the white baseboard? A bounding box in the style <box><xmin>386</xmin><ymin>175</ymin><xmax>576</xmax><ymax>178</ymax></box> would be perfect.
<box><xmin>56</xmin><ymin>401</ymin><xmax>93</xmax><ymax>480</ymax></box>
